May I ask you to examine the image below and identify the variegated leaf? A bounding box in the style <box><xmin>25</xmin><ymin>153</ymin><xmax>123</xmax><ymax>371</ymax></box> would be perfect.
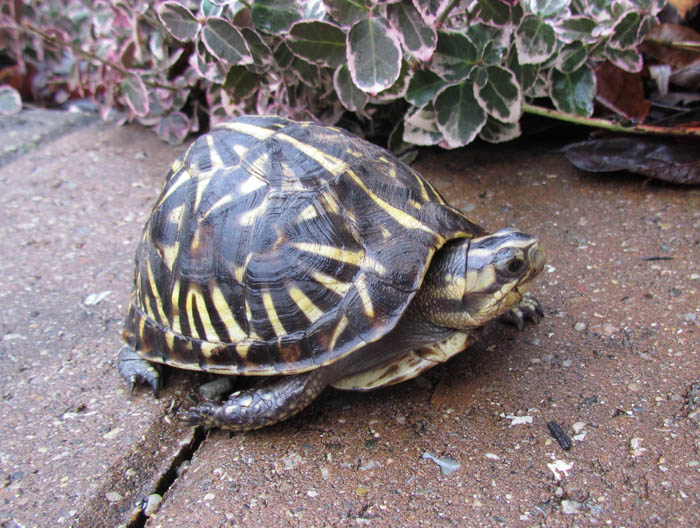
<box><xmin>201</xmin><ymin>18</ymin><xmax>253</xmax><ymax>65</ymax></box>
<box><xmin>347</xmin><ymin>16</ymin><xmax>402</xmax><ymax>94</ymax></box>
<box><xmin>252</xmin><ymin>0</ymin><xmax>303</xmax><ymax>33</ymax></box>
<box><xmin>474</xmin><ymin>0</ymin><xmax>511</xmax><ymax>26</ymax></box>
<box><xmin>334</xmin><ymin>64</ymin><xmax>368</xmax><ymax>111</ymax></box>
<box><xmin>604</xmin><ymin>45</ymin><xmax>643</xmax><ymax>74</ymax></box>
<box><xmin>323</xmin><ymin>0</ymin><xmax>367</xmax><ymax>27</ymax></box>
<box><xmin>157</xmin><ymin>2</ymin><xmax>200</xmax><ymax>42</ymax></box>
<box><xmin>555</xmin><ymin>41</ymin><xmax>588</xmax><ymax>74</ymax></box>
<box><xmin>224</xmin><ymin>66</ymin><xmax>262</xmax><ymax>101</ymax></box>
<box><xmin>550</xmin><ymin>65</ymin><xmax>595</xmax><ymax>116</ymax></box>
<box><xmin>474</xmin><ymin>66</ymin><xmax>521</xmax><ymax>123</ymax></box>
<box><xmin>122</xmin><ymin>74</ymin><xmax>149</xmax><ymax>117</ymax></box>
<box><xmin>406</xmin><ymin>70</ymin><xmax>447</xmax><ymax>107</ymax></box>
<box><xmin>515</xmin><ymin>14</ymin><xmax>557</xmax><ymax>64</ymax></box>
<box><xmin>387</xmin><ymin>2</ymin><xmax>436</xmax><ymax>62</ymax></box>
<box><xmin>403</xmin><ymin>105</ymin><xmax>442</xmax><ymax>146</ymax></box>
<box><xmin>432</xmin><ymin>31</ymin><xmax>478</xmax><ymax>82</ymax></box>
<box><xmin>157</xmin><ymin>112</ymin><xmax>190</xmax><ymax>144</ymax></box>
<box><xmin>412</xmin><ymin>0</ymin><xmax>451</xmax><ymax>25</ymax></box>
<box><xmin>288</xmin><ymin>20</ymin><xmax>346</xmax><ymax>68</ymax></box>
<box><xmin>0</xmin><ymin>85</ymin><xmax>22</xmax><ymax>115</ymax></box>
<box><xmin>479</xmin><ymin>117</ymin><xmax>521</xmax><ymax>143</ymax></box>
<box><xmin>434</xmin><ymin>82</ymin><xmax>487</xmax><ymax>148</ymax></box>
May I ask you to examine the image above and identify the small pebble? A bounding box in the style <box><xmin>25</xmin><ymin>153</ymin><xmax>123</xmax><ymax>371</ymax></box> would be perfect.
<box><xmin>105</xmin><ymin>491</ymin><xmax>123</xmax><ymax>502</ymax></box>
<box><xmin>561</xmin><ymin>499</ymin><xmax>582</xmax><ymax>514</ymax></box>
<box><xmin>574</xmin><ymin>322</ymin><xmax>586</xmax><ymax>332</ymax></box>
<box><xmin>143</xmin><ymin>494</ymin><xmax>162</xmax><ymax>516</ymax></box>
<box><xmin>628</xmin><ymin>382</ymin><xmax>642</xmax><ymax>392</ymax></box>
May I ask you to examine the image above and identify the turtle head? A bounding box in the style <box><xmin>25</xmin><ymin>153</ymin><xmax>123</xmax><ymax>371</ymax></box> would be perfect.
<box><xmin>418</xmin><ymin>229</ymin><xmax>546</xmax><ymax>329</ymax></box>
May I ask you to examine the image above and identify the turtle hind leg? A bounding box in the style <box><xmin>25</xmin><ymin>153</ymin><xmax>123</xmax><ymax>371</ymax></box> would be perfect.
<box><xmin>500</xmin><ymin>292</ymin><xmax>544</xmax><ymax>331</ymax></box>
<box><xmin>181</xmin><ymin>368</ymin><xmax>330</xmax><ymax>431</ymax></box>
<box><xmin>118</xmin><ymin>345</ymin><xmax>161</xmax><ymax>398</ymax></box>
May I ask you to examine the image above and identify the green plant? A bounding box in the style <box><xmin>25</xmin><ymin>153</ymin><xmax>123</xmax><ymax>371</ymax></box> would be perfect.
<box><xmin>1</xmin><ymin>0</ymin><xmax>663</xmax><ymax>146</ymax></box>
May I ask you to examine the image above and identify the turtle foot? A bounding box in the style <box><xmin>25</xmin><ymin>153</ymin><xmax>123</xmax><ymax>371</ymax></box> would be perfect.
<box><xmin>118</xmin><ymin>346</ymin><xmax>161</xmax><ymax>398</ymax></box>
<box><xmin>500</xmin><ymin>292</ymin><xmax>544</xmax><ymax>331</ymax></box>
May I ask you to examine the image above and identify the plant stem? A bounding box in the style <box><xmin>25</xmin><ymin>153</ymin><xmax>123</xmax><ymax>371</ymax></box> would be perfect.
<box><xmin>436</xmin><ymin>0</ymin><xmax>460</xmax><ymax>27</ymax></box>
<box><xmin>22</xmin><ymin>22</ymin><xmax>174</xmax><ymax>91</ymax></box>
<box><xmin>523</xmin><ymin>102</ymin><xmax>700</xmax><ymax>138</ymax></box>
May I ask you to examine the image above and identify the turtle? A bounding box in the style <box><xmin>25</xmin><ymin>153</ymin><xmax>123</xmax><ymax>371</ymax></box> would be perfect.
<box><xmin>118</xmin><ymin>115</ymin><xmax>546</xmax><ymax>430</ymax></box>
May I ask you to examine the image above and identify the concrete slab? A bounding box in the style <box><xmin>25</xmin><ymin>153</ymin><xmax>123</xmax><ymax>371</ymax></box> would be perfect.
<box><xmin>0</xmin><ymin>112</ymin><xmax>698</xmax><ymax>527</ymax></box>
<box><xmin>0</xmin><ymin>119</ymin><xmax>195</xmax><ymax>527</ymax></box>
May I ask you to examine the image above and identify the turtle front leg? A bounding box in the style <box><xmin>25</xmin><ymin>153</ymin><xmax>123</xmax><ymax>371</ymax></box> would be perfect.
<box><xmin>118</xmin><ymin>345</ymin><xmax>161</xmax><ymax>397</ymax></box>
<box><xmin>500</xmin><ymin>292</ymin><xmax>544</xmax><ymax>330</ymax></box>
<box><xmin>181</xmin><ymin>367</ymin><xmax>330</xmax><ymax>430</ymax></box>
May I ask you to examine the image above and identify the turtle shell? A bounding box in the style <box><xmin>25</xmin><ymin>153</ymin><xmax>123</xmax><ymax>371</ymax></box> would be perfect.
<box><xmin>123</xmin><ymin>115</ymin><xmax>484</xmax><ymax>376</ymax></box>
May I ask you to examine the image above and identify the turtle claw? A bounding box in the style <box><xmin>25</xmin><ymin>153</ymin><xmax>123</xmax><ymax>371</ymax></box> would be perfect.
<box><xmin>500</xmin><ymin>292</ymin><xmax>544</xmax><ymax>330</ymax></box>
<box><xmin>118</xmin><ymin>346</ymin><xmax>161</xmax><ymax>398</ymax></box>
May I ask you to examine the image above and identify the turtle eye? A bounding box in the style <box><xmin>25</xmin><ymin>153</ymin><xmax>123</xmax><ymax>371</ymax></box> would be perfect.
<box><xmin>507</xmin><ymin>257</ymin><xmax>525</xmax><ymax>274</ymax></box>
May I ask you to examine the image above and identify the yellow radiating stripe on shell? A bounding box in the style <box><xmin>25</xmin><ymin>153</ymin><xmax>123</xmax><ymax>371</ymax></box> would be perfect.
<box><xmin>186</xmin><ymin>287</ymin><xmax>218</xmax><ymax>342</ymax></box>
<box><xmin>240</xmin><ymin>175</ymin><xmax>266</xmax><ymax>193</ymax></box>
<box><xmin>355</xmin><ymin>274</ymin><xmax>374</xmax><ymax>318</ymax></box>
<box><xmin>200</xmin><ymin>341</ymin><xmax>218</xmax><ymax>359</ymax></box>
<box><xmin>240</xmin><ymin>199</ymin><xmax>267</xmax><ymax>226</ymax></box>
<box><xmin>276</xmin><ymin>133</ymin><xmax>349</xmax><ymax>177</ymax></box>
<box><xmin>235</xmin><ymin>253</ymin><xmax>253</xmax><ymax>284</ymax></box>
<box><xmin>220</xmin><ymin>121</ymin><xmax>277</xmax><ymax>141</ymax></box>
<box><xmin>298</xmin><ymin>204</ymin><xmax>318</xmax><ymax>221</ymax></box>
<box><xmin>288</xmin><ymin>285</ymin><xmax>324</xmax><ymax>323</ymax></box>
<box><xmin>165</xmin><ymin>330</ymin><xmax>175</xmax><ymax>352</ymax></box>
<box><xmin>146</xmin><ymin>259</ymin><xmax>168</xmax><ymax>324</ymax></box>
<box><xmin>346</xmin><ymin>170</ymin><xmax>440</xmax><ymax>240</ymax></box>
<box><xmin>206</xmin><ymin>134</ymin><xmax>225</xmax><ymax>171</ymax></box>
<box><xmin>329</xmin><ymin>315</ymin><xmax>348</xmax><ymax>351</ymax></box>
<box><xmin>262</xmin><ymin>290</ymin><xmax>286</xmax><ymax>336</ymax></box>
<box><xmin>294</xmin><ymin>242</ymin><xmax>364</xmax><ymax>267</ymax></box>
<box><xmin>193</xmin><ymin>174</ymin><xmax>210</xmax><ymax>211</ymax></box>
<box><xmin>247</xmin><ymin>152</ymin><xmax>270</xmax><ymax>178</ymax></box>
<box><xmin>156</xmin><ymin>167</ymin><xmax>191</xmax><ymax>209</ymax></box>
<box><xmin>162</xmin><ymin>241</ymin><xmax>179</xmax><ymax>272</ymax></box>
<box><xmin>201</xmin><ymin>194</ymin><xmax>232</xmax><ymax>222</ymax></box>
<box><xmin>311</xmin><ymin>271</ymin><xmax>352</xmax><ymax>298</ymax></box>
<box><xmin>170</xmin><ymin>280</ymin><xmax>182</xmax><ymax>334</ymax></box>
<box><xmin>209</xmin><ymin>284</ymin><xmax>247</xmax><ymax>341</ymax></box>
<box><xmin>236</xmin><ymin>342</ymin><xmax>250</xmax><ymax>360</ymax></box>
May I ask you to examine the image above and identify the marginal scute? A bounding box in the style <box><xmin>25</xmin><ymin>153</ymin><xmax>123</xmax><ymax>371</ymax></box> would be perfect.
<box><xmin>124</xmin><ymin>115</ymin><xmax>483</xmax><ymax>375</ymax></box>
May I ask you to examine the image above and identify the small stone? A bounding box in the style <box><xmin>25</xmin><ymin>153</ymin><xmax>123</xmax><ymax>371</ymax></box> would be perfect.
<box><xmin>628</xmin><ymin>382</ymin><xmax>642</xmax><ymax>392</ymax></box>
<box><xmin>203</xmin><ymin>493</ymin><xmax>215</xmax><ymax>501</ymax></box>
<box><xmin>630</xmin><ymin>437</ymin><xmax>647</xmax><ymax>457</ymax></box>
<box><xmin>143</xmin><ymin>494</ymin><xmax>162</xmax><ymax>516</ymax></box>
<box><xmin>307</xmin><ymin>489</ymin><xmax>318</xmax><ymax>498</ymax></box>
<box><xmin>355</xmin><ymin>487</ymin><xmax>371</xmax><ymax>496</ymax></box>
<box><xmin>574</xmin><ymin>322</ymin><xmax>586</xmax><ymax>332</ymax></box>
<box><xmin>561</xmin><ymin>499</ymin><xmax>582</xmax><ymax>514</ymax></box>
<box><xmin>485</xmin><ymin>453</ymin><xmax>500</xmax><ymax>460</ymax></box>
<box><xmin>572</xmin><ymin>422</ymin><xmax>586</xmax><ymax>434</ymax></box>
<box><xmin>105</xmin><ymin>491</ymin><xmax>123</xmax><ymax>502</ymax></box>
<box><xmin>102</xmin><ymin>427</ymin><xmax>122</xmax><ymax>440</ymax></box>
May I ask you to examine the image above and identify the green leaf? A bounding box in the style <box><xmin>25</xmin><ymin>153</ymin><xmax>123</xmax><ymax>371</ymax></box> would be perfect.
<box><xmin>333</xmin><ymin>64</ymin><xmax>368</xmax><ymax>111</ymax></box>
<box><xmin>475</xmin><ymin>66</ymin><xmax>521</xmax><ymax>123</ymax></box>
<box><xmin>507</xmin><ymin>50</ymin><xmax>539</xmax><ymax>94</ymax></box>
<box><xmin>157</xmin><ymin>2</ymin><xmax>200</xmax><ymax>42</ymax></box>
<box><xmin>387</xmin><ymin>2</ymin><xmax>436</xmax><ymax>61</ymax></box>
<box><xmin>291</xmin><ymin>56</ymin><xmax>322</xmax><ymax>88</ymax></box>
<box><xmin>347</xmin><ymin>16</ymin><xmax>402</xmax><ymax>94</ymax></box>
<box><xmin>515</xmin><ymin>14</ymin><xmax>557</xmax><ymax>64</ymax></box>
<box><xmin>432</xmin><ymin>31</ymin><xmax>478</xmax><ymax>82</ymax></box>
<box><xmin>609</xmin><ymin>11</ymin><xmax>642</xmax><ymax>50</ymax></box>
<box><xmin>475</xmin><ymin>0</ymin><xmax>511</xmax><ymax>26</ymax></box>
<box><xmin>274</xmin><ymin>41</ymin><xmax>295</xmax><ymax>69</ymax></box>
<box><xmin>556</xmin><ymin>41</ymin><xmax>588</xmax><ymax>74</ymax></box>
<box><xmin>224</xmin><ymin>66</ymin><xmax>262</xmax><ymax>101</ymax></box>
<box><xmin>550</xmin><ymin>65</ymin><xmax>595</xmax><ymax>116</ymax></box>
<box><xmin>252</xmin><ymin>0</ymin><xmax>303</xmax><ymax>34</ymax></box>
<box><xmin>479</xmin><ymin>117</ymin><xmax>521</xmax><ymax>143</ymax></box>
<box><xmin>240</xmin><ymin>27</ymin><xmax>273</xmax><ymax>70</ymax></box>
<box><xmin>403</xmin><ymin>105</ymin><xmax>443</xmax><ymax>146</ymax></box>
<box><xmin>323</xmin><ymin>0</ymin><xmax>367</xmax><ymax>27</ymax></box>
<box><xmin>122</xmin><ymin>75</ymin><xmax>149</xmax><ymax>117</ymax></box>
<box><xmin>406</xmin><ymin>70</ymin><xmax>447</xmax><ymax>107</ymax></box>
<box><xmin>201</xmin><ymin>18</ymin><xmax>253</xmax><ymax>65</ymax></box>
<box><xmin>288</xmin><ymin>20</ymin><xmax>346</xmax><ymax>68</ymax></box>
<box><xmin>434</xmin><ymin>82</ymin><xmax>487</xmax><ymax>148</ymax></box>
<box><xmin>554</xmin><ymin>16</ymin><xmax>597</xmax><ymax>44</ymax></box>
<box><xmin>0</xmin><ymin>85</ymin><xmax>22</xmax><ymax>115</ymax></box>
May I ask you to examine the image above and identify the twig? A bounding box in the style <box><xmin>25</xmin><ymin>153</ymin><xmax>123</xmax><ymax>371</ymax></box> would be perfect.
<box><xmin>523</xmin><ymin>102</ymin><xmax>700</xmax><ymax>138</ymax></box>
<box><xmin>436</xmin><ymin>0</ymin><xmax>460</xmax><ymax>27</ymax></box>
